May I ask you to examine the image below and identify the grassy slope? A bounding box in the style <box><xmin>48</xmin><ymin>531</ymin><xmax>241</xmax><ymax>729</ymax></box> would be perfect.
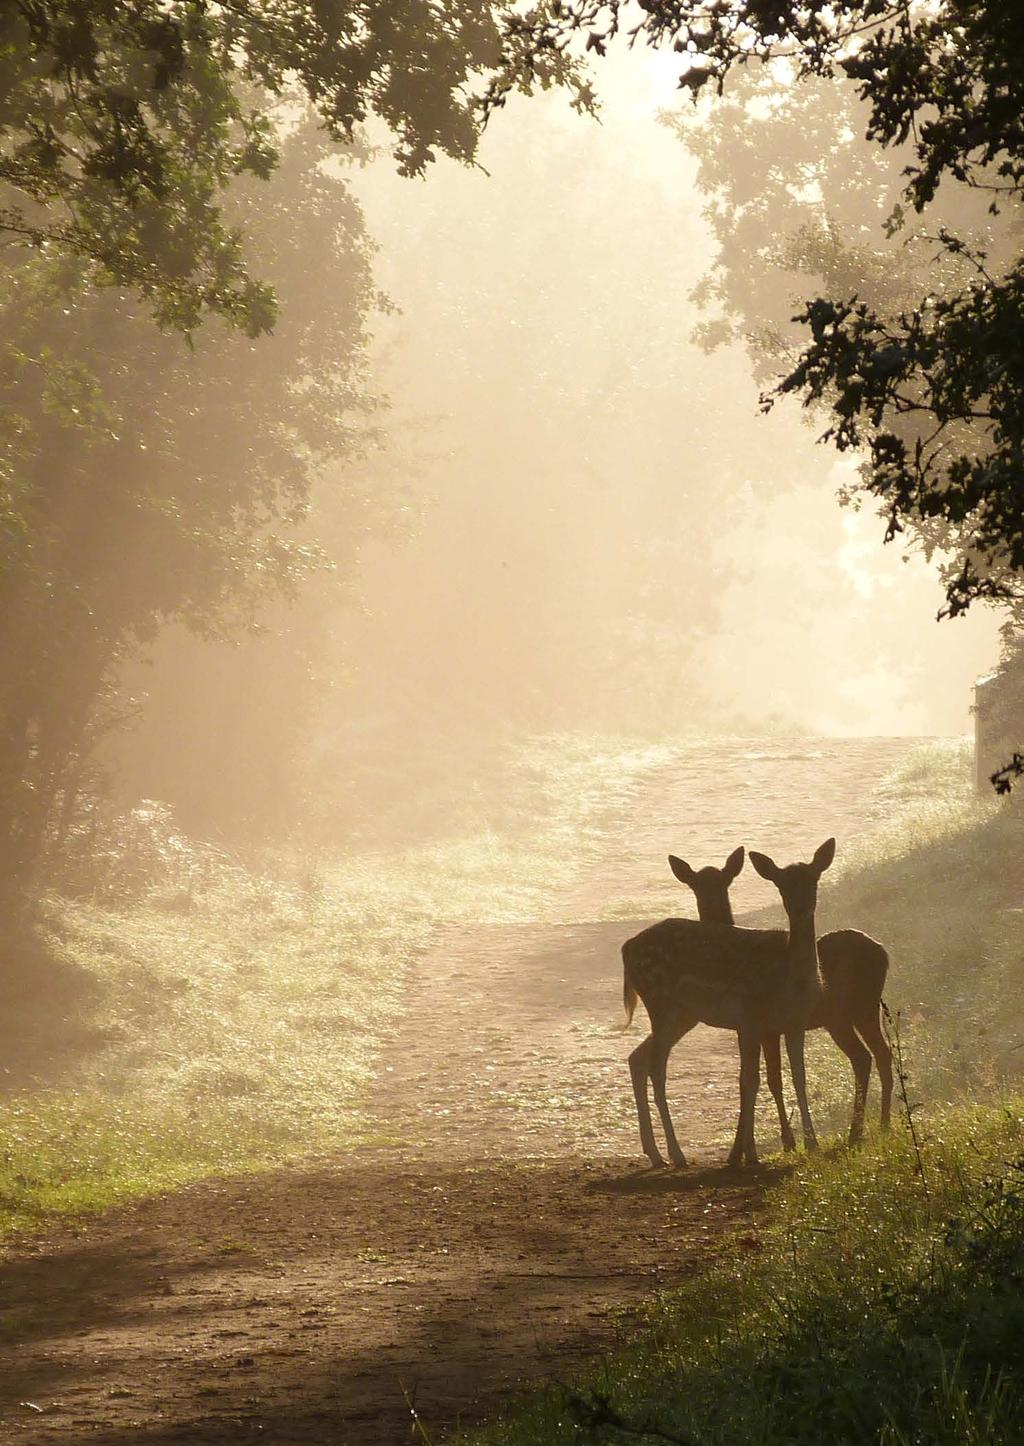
<box><xmin>0</xmin><ymin>733</ymin><xmax>674</xmax><ymax>1239</ymax></box>
<box><xmin>456</xmin><ymin>742</ymin><xmax>1024</xmax><ymax>1445</ymax></box>
<box><xmin>726</xmin><ymin>740</ymin><xmax>1024</xmax><ymax>1138</ymax></box>
<box><xmin>820</xmin><ymin>740</ymin><xmax>1024</xmax><ymax>1093</ymax></box>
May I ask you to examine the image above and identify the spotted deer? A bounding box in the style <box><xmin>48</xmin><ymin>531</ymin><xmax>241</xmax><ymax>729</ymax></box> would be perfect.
<box><xmin>668</xmin><ymin>847</ymin><xmax>892</xmax><ymax>1149</ymax></box>
<box><xmin>622</xmin><ymin>839</ymin><xmax>835</xmax><ymax>1168</ymax></box>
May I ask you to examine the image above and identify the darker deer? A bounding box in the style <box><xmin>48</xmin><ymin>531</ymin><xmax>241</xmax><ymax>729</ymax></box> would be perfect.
<box><xmin>622</xmin><ymin>839</ymin><xmax>835</xmax><ymax>1169</ymax></box>
<box><xmin>668</xmin><ymin>847</ymin><xmax>892</xmax><ymax>1149</ymax></box>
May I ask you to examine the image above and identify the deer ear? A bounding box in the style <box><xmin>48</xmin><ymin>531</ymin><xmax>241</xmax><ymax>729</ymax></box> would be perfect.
<box><xmin>748</xmin><ymin>850</ymin><xmax>779</xmax><ymax>882</ymax></box>
<box><xmin>813</xmin><ymin>837</ymin><xmax>836</xmax><ymax>873</ymax></box>
<box><xmin>668</xmin><ymin>855</ymin><xmax>695</xmax><ymax>885</ymax></box>
<box><xmin>723</xmin><ymin>846</ymin><xmax>745</xmax><ymax>881</ymax></box>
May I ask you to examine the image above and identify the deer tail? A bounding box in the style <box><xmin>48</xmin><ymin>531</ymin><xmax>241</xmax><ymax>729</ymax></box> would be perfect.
<box><xmin>622</xmin><ymin>944</ymin><xmax>638</xmax><ymax>1031</ymax></box>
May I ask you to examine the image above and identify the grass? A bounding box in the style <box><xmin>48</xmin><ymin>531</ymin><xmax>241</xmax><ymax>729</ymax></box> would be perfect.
<box><xmin>0</xmin><ymin>732</ymin><xmax>674</xmax><ymax>1239</ymax></box>
<box><xmin>455</xmin><ymin>1105</ymin><xmax>1024</xmax><ymax>1446</ymax></box>
<box><xmin>0</xmin><ymin>866</ymin><xmax>416</xmax><ymax>1234</ymax></box>
<box><xmin>817</xmin><ymin>738</ymin><xmax>1024</xmax><ymax>1096</ymax></box>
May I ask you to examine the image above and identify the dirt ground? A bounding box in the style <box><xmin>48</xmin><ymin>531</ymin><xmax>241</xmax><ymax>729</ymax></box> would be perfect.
<box><xmin>0</xmin><ymin>737</ymin><xmax>915</xmax><ymax>1444</ymax></box>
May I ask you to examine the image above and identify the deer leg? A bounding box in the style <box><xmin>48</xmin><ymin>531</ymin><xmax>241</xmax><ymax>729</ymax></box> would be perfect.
<box><xmin>826</xmin><ymin>1022</ymin><xmax>872</xmax><ymax>1145</ymax></box>
<box><xmin>729</xmin><ymin>1029</ymin><xmax>761</xmax><ymax>1167</ymax></box>
<box><xmin>783</xmin><ymin>1030</ymin><xmax>818</xmax><ymax>1152</ymax></box>
<box><xmin>628</xmin><ymin>1036</ymin><xmax>664</xmax><ymax>1167</ymax></box>
<box><xmin>762</xmin><ymin>1033</ymin><xmax>797</xmax><ymax>1152</ymax></box>
<box><xmin>649</xmin><ymin>1021</ymin><xmax>694</xmax><ymax>1169</ymax></box>
<box><xmin>727</xmin><ymin>1105</ymin><xmax>745</xmax><ymax>1165</ymax></box>
<box><xmin>856</xmin><ymin>1009</ymin><xmax>894</xmax><ymax>1131</ymax></box>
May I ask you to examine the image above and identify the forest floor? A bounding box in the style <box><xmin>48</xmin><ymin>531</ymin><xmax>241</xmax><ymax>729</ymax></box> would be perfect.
<box><xmin>0</xmin><ymin>736</ymin><xmax>917</xmax><ymax>1444</ymax></box>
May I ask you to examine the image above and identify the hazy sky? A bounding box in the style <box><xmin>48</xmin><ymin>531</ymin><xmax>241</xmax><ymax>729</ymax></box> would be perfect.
<box><xmin>343</xmin><ymin>49</ymin><xmax>999</xmax><ymax>740</ymax></box>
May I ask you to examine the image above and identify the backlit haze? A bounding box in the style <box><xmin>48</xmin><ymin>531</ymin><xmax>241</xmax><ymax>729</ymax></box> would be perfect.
<box><xmin>110</xmin><ymin>47</ymin><xmax>1002</xmax><ymax>849</ymax></box>
<box><xmin>340</xmin><ymin>49</ymin><xmax>998</xmax><ymax>762</ymax></box>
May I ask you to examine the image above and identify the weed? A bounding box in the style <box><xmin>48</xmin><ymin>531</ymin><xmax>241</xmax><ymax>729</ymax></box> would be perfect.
<box><xmin>883</xmin><ymin>1001</ymin><xmax>928</xmax><ymax>1187</ymax></box>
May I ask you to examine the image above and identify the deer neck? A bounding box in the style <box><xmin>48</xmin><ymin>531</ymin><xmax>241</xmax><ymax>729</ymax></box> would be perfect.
<box><xmin>785</xmin><ymin>910</ymin><xmax>820</xmax><ymax>980</ymax></box>
<box><xmin>697</xmin><ymin>897</ymin><xmax>734</xmax><ymax>927</ymax></box>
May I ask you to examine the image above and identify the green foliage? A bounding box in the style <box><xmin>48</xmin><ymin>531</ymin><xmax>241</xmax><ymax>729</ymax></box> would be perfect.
<box><xmin>458</xmin><ymin>1112</ymin><xmax>1024</xmax><ymax>1446</ymax></box>
<box><xmin>983</xmin><ymin>628</ymin><xmax>1024</xmax><ymax>795</ymax></box>
<box><xmin>0</xmin><ymin>1</ymin><xmax>509</xmax><ymax>331</ymax></box>
<box><xmin>493</xmin><ymin>3</ymin><xmax>1024</xmax><ymax>207</ymax></box>
<box><xmin>666</xmin><ymin>65</ymin><xmax>996</xmax><ymax>393</ymax></box>
<box><xmin>778</xmin><ymin>241</ymin><xmax>1024</xmax><ymax>619</ymax></box>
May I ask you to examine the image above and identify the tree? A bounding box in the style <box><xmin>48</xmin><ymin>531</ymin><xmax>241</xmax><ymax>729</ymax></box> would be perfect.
<box><xmin>0</xmin><ymin>1</ymin><xmax>513</xmax><ymax>333</ymax></box>
<box><xmin>2</xmin><ymin>3</ymin><xmax>564</xmax><ymax>871</ymax></box>
<box><xmin>489</xmin><ymin>0</ymin><xmax>1024</xmax><ymax>781</ymax></box>
<box><xmin>0</xmin><ymin>115</ymin><xmax>389</xmax><ymax>874</ymax></box>
<box><xmin>668</xmin><ymin>64</ymin><xmax>1024</xmax><ymax>629</ymax></box>
<box><xmin>490</xmin><ymin>0</ymin><xmax>1024</xmax><ymax>613</ymax></box>
<box><xmin>665</xmin><ymin>67</ymin><xmax>957</xmax><ymax>381</ymax></box>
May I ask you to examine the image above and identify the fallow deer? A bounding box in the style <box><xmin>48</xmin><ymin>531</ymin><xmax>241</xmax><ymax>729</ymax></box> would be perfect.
<box><xmin>668</xmin><ymin>847</ymin><xmax>892</xmax><ymax>1149</ymax></box>
<box><xmin>622</xmin><ymin>838</ymin><xmax>835</xmax><ymax>1169</ymax></box>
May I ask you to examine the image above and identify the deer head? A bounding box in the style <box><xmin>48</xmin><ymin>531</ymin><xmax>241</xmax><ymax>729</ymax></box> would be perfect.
<box><xmin>668</xmin><ymin>846</ymin><xmax>744</xmax><ymax>924</ymax></box>
<box><xmin>748</xmin><ymin>838</ymin><xmax>835</xmax><ymax>924</ymax></box>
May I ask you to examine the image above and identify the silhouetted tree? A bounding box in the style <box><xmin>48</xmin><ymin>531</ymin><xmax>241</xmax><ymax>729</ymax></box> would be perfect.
<box><xmin>669</xmin><ymin>64</ymin><xmax>1024</xmax><ymax>693</ymax></box>
<box><xmin>490</xmin><ymin>0</ymin><xmax>1024</xmax><ymax>782</ymax></box>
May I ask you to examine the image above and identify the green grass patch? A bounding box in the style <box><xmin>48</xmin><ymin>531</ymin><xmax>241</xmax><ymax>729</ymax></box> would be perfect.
<box><xmin>457</xmin><ymin>1103</ymin><xmax>1024</xmax><ymax>1445</ymax></box>
<box><xmin>0</xmin><ymin>864</ymin><xmax>416</xmax><ymax>1235</ymax></box>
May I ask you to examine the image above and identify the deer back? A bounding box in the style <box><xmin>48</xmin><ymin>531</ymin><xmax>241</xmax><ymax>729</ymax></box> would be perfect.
<box><xmin>621</xmin><ymin>918</ymin><xmax>807</xmax><ymax>1031</ymax></box>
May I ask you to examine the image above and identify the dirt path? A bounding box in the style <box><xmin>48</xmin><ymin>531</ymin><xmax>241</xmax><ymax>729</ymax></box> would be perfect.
<box><xmin>0</xmin><ymin>737</ymin><xmax>916</xmax><ymax>1444</ymax></box>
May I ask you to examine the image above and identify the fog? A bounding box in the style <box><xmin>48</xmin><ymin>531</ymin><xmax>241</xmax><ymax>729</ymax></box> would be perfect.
<box><xmin>331</xmin><ymin>56</ymin><xmax>998</xmax><ymax>782</ymax></box>
<box><xmin>100</xmin><ymin>51</ymin><xmax>1002</xmax><ymax>850</ymax></box>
